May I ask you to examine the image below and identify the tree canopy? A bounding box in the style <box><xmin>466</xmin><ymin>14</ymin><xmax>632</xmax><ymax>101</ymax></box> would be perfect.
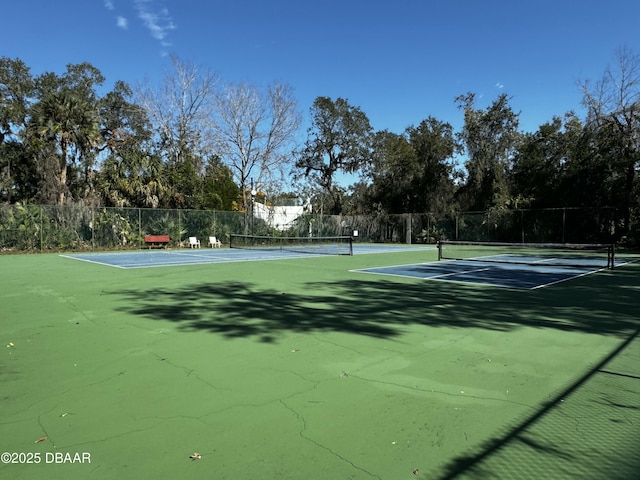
<box><xmin>295</xmin><ymin>97</ymin><xmax>374</xmax><ymax>214</ymax></box>
<box><xmin>0</xmin><ymin>50</ymin><xmax>638</xmax><ymax>244</ymax></box>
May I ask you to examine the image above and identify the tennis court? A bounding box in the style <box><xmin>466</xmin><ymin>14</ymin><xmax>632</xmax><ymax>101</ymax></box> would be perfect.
<box><xmin>353</xmin><ymin>241</ymin><xmax>634</xmax><ymax>290</ymax></box>
<box><xmin>1</xmin><ymin>241</ymin><xmax>639</xmax><ymax>480</ymax></box>
<box><xmin>60</xmin><ymin>242</ymin><xmax>434</xmax><ymax>268</ymax></box>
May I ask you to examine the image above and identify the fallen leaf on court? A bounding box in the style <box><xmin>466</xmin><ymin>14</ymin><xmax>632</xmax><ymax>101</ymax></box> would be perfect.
<box><xmin>34</xmin><ymin>437</ymin><xmax>47</xmax><ymax>443</ymax></box>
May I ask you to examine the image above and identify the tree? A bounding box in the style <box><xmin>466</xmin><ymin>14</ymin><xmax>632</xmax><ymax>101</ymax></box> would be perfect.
<box><xmin>135</xmin><ymin>55</ymin><xmax>219</xmax><ymax>206</ymax></box>
<box><xmin>0</xmin><ymin>57</ymin><xmax>34</xmax><ymax>141</ymax></box>
<box><xmin>97</xmin><ymin>149</ymin><xmax>166</xmax><ymax>208</ymax></box>
<box><xmin>579</xmin><ymin>46</ymin><xmax>640</xmax><ymax>236</ymax></box>
<box><xmin>0</xmin><ymin>57</ymin><xmax>36</xmax><ymax>202</ymax></box>
<box><xmin>362</xmin><ymin>130</ymin><xmax>417</xmax><ymax>214</ymax></box>
<box><xmin>201</xmin><ymin>156</ymin><xmax>240</xmax><ymax>211</ymax></box>
<box><xmin>406</xmin><ymin>117</ymin><xmax>458</xmax><ymax>214</ymax></box>
<box><xmin>28</xmin><ymin>63</ymin><xmax>104</xmax><ymax>204</ymax></box>
<box><xmin>455</xmin><ymin>92</ymin><xmax>521</xmax><ymax>211</ymax></box>
<box><xmin>95</xmin><ymin>80</ymin><xmax>159</xmax><ymax>207</ymax></box>
<box><xmin>99</xmin><ymin>80</ymin><xmax>152</xmax><ymax>156</ymax></box>
<box><xmin>211</xmin><ymin>81</ymin><xmax>301</xmax><ymax>211</ymax></box>
<box><xmin>511</xmin><ymin>113</ymin><xmax>583</xmax><ymax>208</ymax></box>
<box><xmin>0</xmin><ymin>139</ymin><xmax>37</xmax><ymax>202</ymax></box>
<box><xmin>295</xmin><ymin>97</ymin><xmax>373</xmax><ymax>214</ymax></box>
<box><xmin>354</xmin><ymin>118</ymin><xmax>457</xmax><ymax>216</ymax></box>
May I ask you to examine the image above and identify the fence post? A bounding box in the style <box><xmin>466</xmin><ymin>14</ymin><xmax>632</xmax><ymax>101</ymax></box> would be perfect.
<box><xmin>138</xmin><ymin>208</ymin><xmax>142</xmax><ymax>248</ymax></box>
<box><xmin>455</xmin><ymin>214</ymin><xmax>458</xmax><ymax>240</ymax></box>
<box><xmin>91</xmin><ymin>207</ymin><xmax>95</xmax><ymax>250</ymax></box>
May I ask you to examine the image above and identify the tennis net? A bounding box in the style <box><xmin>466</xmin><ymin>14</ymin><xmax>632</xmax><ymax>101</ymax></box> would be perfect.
<box><xmin>230</xmin><ymin>234</ymin><xmax>353</xmax><ymax>256</ymax></box>
<box><xmin>437</xmin><ymin>240</ymin><xmax>615</xmax><ymax>269</ymax></box>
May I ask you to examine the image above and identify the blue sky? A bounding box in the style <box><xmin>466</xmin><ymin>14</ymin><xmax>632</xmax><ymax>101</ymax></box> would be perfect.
<box><xmin>3</xmin><ymin>0</ymin><xmax>639</xmax><ymax>136</ymax></box>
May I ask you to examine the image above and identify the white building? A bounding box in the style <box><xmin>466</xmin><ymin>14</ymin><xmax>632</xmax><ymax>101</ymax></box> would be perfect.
<box><xmin>253</xmin><ymin>199</ymin><xmax>312</xmax><ymax>231</ymax></box>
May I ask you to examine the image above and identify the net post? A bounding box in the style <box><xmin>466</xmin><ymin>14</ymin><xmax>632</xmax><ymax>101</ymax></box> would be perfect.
<box><xmin>608</xmin><ymin>243</ymin><xmax>615</xmax><ymax>269</ymax></box>
<box><xmin>437</xmin><ymin>241</ymin><xmax>442</xmax><ymax>261</ymax></box>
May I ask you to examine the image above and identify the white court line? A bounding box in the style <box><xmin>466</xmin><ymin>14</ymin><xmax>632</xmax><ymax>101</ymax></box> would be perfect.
<box><xmin>423</xmin><ymin>276</ymin><xmax>519</xmax><ymax>289</ymax></box>
<box><xmin>428</xmin><ymin>266</ymin><xmax>492</xmax><ymax>280</ymax></box>
<box><xmin>61</xmin><ymin>249</ymin><xmax>320</xmax><ymax>269</ymax></box>
<box><xmin>352</xmin><ymin>258</ymin><xmax>612</xmax><ymax>290</ymax></box>
<box><xmin>350</xmin><ymin>262</ymin><xmax>491</xmax><ymax>281</ymax></box>
<box><xmin>59</xmin><ymin>254</ymin><xmax>129</xmax><ymax>269</ymax></box>
<box><xmin>530</xmin><ymin>266</ymin><xmax>608</xmax><ymax>290</ymax></box>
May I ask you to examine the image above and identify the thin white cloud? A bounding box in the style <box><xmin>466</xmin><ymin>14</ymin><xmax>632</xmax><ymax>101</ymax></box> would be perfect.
<box><xmin>134</xmin><ymin>0</ymin><xmax>176</xmax><ymax>42</ymax></box>
<box><xmin>116</xmin><ymin>16</ymin><xmax>128</xmax><ymax>29</ymax></box>
<box><xmin>104</xmin><ymin>0</ymin><xmax>114</xmax><ymax>10</ymax></box>
<box><xmin>496</xmin><ymin>82</ymin><xmax>504</xmax><ymax>89</ymax></box>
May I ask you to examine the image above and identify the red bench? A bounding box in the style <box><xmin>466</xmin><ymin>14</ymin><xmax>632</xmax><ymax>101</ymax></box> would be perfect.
<box><xmin>144</xmin><ymin>235</ymin><xmax>170</xmax><ymax>248</ymax></box>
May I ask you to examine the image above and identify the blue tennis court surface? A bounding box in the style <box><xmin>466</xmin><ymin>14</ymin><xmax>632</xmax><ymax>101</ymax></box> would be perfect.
<box><xmin>60</xmin><ymin>244</ymin><xmax>434</xmax><ymax>269</ymax></box>
<box><xmin>353</xmin><ymin>256</ymin><xmax>635</xmax><ymax>290</ymax></box>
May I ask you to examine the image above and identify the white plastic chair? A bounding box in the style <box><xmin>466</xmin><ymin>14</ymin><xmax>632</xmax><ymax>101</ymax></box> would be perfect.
<box><xmin>208</xmin><ymin>236</ymin><xmax>221</xmax><ymax>248</ymax></box>
<box><xmin>188</xmin><ymin>236</ymin><xmax>201</xmax><ymax>248</ymax></box>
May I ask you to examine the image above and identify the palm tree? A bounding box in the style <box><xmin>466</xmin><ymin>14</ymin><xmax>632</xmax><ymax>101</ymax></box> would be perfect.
<box><xmin>30</xmin><ymin>91</ymin><xmax>100</xmax><ymax>204</ymax></box>
<box><xmin>98</xmin><ymin>149</ymin><xmax>167</xmax><ymax>208</ymax></box>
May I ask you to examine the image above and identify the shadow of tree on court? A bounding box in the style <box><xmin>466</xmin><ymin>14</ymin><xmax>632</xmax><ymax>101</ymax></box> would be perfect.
<box><xmin>107</xmin><ymin>264</ymin><xmax>640</xmax><ymax>478</ymax></box>
<box><xmin>435</xmin><ymin>327</ymin><xmax>640</xmax><ymax>480</ymax></box>
<box><xmin>109</xmin><ymin>264</ymin><xmax>640</xmax><ymax>342</ymax></box>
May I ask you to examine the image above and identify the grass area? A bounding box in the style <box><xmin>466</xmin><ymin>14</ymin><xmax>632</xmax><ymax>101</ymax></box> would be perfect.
<box><xmin>1</xmin><ymin>249</ymin><xmax>639</xmax><ymax>479</ymax></box>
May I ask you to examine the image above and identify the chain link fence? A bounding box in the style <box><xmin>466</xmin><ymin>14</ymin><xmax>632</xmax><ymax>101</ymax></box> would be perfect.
<box><xmin>0</xmin><ymin>204</ymin><xmax>636</xmax><ymax>252</ymax></box>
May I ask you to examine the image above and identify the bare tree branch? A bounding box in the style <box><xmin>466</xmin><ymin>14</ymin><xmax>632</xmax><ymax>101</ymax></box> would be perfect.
<box><xmin>210</xmin><ymin>81</ymin><xmax>301</xmax><ymax>209</ymax></box>
<box><xmin>135</xmin><ymin>54</ymin><xmax>219</xmax><ymax>170</ymax></box>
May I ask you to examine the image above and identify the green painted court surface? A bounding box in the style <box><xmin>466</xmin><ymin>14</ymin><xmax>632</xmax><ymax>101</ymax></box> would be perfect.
<box><xmin>1</xmin><ymin>249</ymin><xmax>639</xmax><ymax>479</ymax></box>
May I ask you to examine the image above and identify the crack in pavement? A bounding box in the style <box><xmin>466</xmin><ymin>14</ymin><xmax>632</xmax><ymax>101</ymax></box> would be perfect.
<box><xmin>345</xmin><ymin>373</ymin><xmax>533</xmax><ymax>408</ymax></box>
<box><xmin>279</xmin><ymin>399</ymin><xmax>383</xmax><ymax>479</ymax></box>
